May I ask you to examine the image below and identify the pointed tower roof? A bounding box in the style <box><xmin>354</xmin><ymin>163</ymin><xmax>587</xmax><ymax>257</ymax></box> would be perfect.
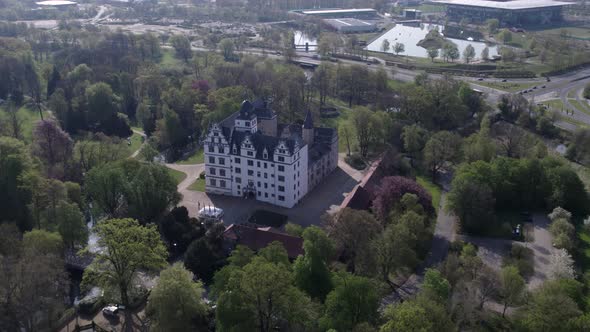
<box><xmin>303</xmin><ymin>109</ymin><xmax>314</xmax><ymax>129</ymax></box>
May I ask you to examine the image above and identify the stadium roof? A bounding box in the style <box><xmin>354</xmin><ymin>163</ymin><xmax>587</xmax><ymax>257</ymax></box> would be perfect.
<box><xmin>430</xmin><ymin>0</ymin><xmax>572</xmax><ymax>10</ymax></box>
<box><xmin>301</xmin><ymin>8</ymin><xmax>377</xmax><ymax>14</ymax></box>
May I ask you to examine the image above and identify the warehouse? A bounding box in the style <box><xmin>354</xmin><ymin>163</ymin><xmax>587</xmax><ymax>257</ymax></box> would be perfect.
<box><xmin>323</xmin><ymin>18</ymin><xmax>377</xmax><ymax>33</ymax></box>
<box><xmin>429</xmin><ymin>0</ymin><xmax>571</xmax><ymax>25</ymax></box>
<box><xmin>300</xmin><ymin>8</ymin><xmax>378</xmax><ymax>19</ymax></box>
<box><xmin>36</xmin><ymin>0</ymin><xmax>78</xmax><ymax>8</ymax></box>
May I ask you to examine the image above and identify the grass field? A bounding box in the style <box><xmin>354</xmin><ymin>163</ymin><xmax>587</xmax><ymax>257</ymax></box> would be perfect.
<box><xmin>0</xmin><ymin>105</ymin><xmax>50</xmax><ymax>143</ymax></box>
<box><xmin>126</xmin><ymin>132</ymin><xmax>144</xmax><ymax>157</ymax></box>
<box><xmin>539</xmin><ymin>27</ymin><xmax>590</xmax><ymax>40</ymax></box>
<box><xmin>318</xmin><ymin>98</ymin><xmax>359</xmax><ymax>153</ymax></box>
<box><xmin>188</xmin><ymin>177</ymin><xmax>206</xmax><ymax>191</ymax></box>
<box><xmin>475</xmin><ymin>81</ymin><xmax>538</xmax><ymax>92</ymax></box>
<box><xmin>160</xmin><ymin>49</ymin><xmax>184</xmax><ymax>67</ymax></box>
<box><xmin>540</xmin><ymin>99</ymin><xmax>566</xmax><ymax>111</ymax></box>
<box><xmin>417</xmin><ymin>176</ymin><xmax>442</xmax><ymax>212</ymax></box>
<box><xmin>176</xmin><ymin>148</ymin><xmax>204</xmax><ymax>164</ymax></box>
<box><xmin>167</xmin><ymin>168</ymin><xmax>187</xmax><ymax>185</ymax></box>
<box><xmin>569</xmin><ymin>98</ymin><xmax>590</xmax><ymax>116</ymax></box>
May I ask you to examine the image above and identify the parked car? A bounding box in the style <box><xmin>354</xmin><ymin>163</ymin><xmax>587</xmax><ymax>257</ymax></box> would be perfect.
<box><xmin>102</xmin><ymin>305</ymin><xmax>119</xmax><ymax>317</ymax></box>
<box><xmin>478</xmin><ymin>78</ymin><xmax>484</xmax><ymax>81</ymax></box>
<box><xmin>502</xmin><ymin>79</ymin><xmax>508</xmax><ymax>82</ymax></box>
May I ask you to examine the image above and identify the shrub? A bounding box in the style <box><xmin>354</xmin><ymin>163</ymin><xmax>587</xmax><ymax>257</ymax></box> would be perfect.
<box><xmin>371</xmin><ymin>176</ymin><xmax>434</xmax><ymax>221</ymax></box>
<box><xmin>345</xmin><ymin>153</ymin><xmax>366</xmax><ymax>170</ymax></box>
<box><xmin>503</xmin><ymin>244</ymin><xmax>534</xmax><ymax>279</ymax></box>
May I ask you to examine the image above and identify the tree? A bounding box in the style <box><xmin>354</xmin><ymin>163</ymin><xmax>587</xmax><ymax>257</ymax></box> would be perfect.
<box><xmin>486</xmin><ymin>19</ymin><xmax>500</xmax><ymax>34</ymax></box>
<box><xmin>216</xmin><ymin>254</ymin><xmax>316</xmax><ymax>332</ymax></box>
<box><xmin>293</xmin><ymin>226</ymin><xmax>334</xmax><ymax>300</ymax></box>
<box><xmin>448</xmin><ymin>179</ymin><xmax>495</xmax><ymax>234</ymax></box>
<box><xmin>339</xmin><ymin>121</ymin><xmax>354</xmax><ymax>156</ymax></box>
<box><xmin>442</xmin><ymin>44</ymin><xmax>460</xmax><ymax>62</ymax></box>
<box><xmin>499</xmin><ymin>265</ymin><xmax>525</xmax><ymax>317</ymax></box>
<box><xmin>82</xmin><ymin>218</ymin><xmax>167</xmax><ymax>306</ymax></box>
<box><xmin>381</xmin><ymin>39</ymin><xmax>390</xmax><ymax>53</ymax></box>
<box><xmin>499</xmin><ymin>30</ymin><xmax>513</xmax><ymax>44</ymax></box>
<box><xmin>423</xmin><ymin>131</ymin><xmax>462</xmax><ymax>181</ymax></box>
<box><xmin>31</xmin><ymin>120</ymin><xmax>73</xmax><ymax>179</ymax></box>
<box><xmin>184</xmin><ymin>237</ymin><xmax>223</xmax><ymax>284</ymax></box>
<box><xmin>324</xmin><ymin>208</ymin><xmax>381</xmax><ymax>273</ymax></box>
<box><xmin>422</xmin><ymin>269</ymin><xmax>451</xmax><ymax>302</ymax></box>
<box><xmin>170</xmin><ymin>35</ymin><xmax>192</xmax><ymax>62</ymax></box>
<box><xmin>380</xmin><ymin>295</ymin><xmax>454</xmax><ymax>332</ymax></box>
<box><xmin>427</xmin><ymin>48</ymin><xmax>439</xmax><ymax>62</ymax></box>
<box><xmin>372</xmin><ymin>221</ymin><xmax>418</xmax><ymax>287</ymax></box>
<box><xmin>565</xmin><ymin>128</ymin><xmax>590</xmax><ymax>164</ymax></box>
<box><xmin>402</xmin><ymin>124</ymin><xmax>428</xmax><ymax>159</ymax></box>
<box><xmin>351</xmin><ymin>107</ymin><xmax>372</xmax><ymax>157</ymax></box>
<box><xmin>321</xmin><ymin>274</ymin><xmax>379</xmax><ymax>331</ymax></box>
<box><xmin>0</xmin><ymin>230</ymin><xmax>67</xmax><ymax>332</ymax></box>
<box><xmin>219</xmin><ymin>38</ymin><xmax>235</xmax><ymax>61</ymax></box>
<box><xmin>481</xmin><ymin>47</ymin><xmax>490</xmax><ymax>61</ymax></box>
<box><xmin>0</xmin><ymin>137</ymin><xmax>32</xmax><ymax>230</ymax></box>
<box><xmin>394</xmin><ymin>42</ymin><xmax>405</xmax><ymax>56</ymax></box>
<box><xmin>517</xmin><ymin>279</ymin><xmax>582</xmax><ymax>331</ymax></box>
<box><xmin>463</xmin><ymin>44</ymin><xmax>476</xmax><ymax>63</ymax></box>
<box><xmin>549</xmin><ymin>249</ymin><xmax>576</xmax><ymax>280</ymax></box>
<box><xmin>371</xmin><ymin>176</ymin><xmax>434</xmax><ymax>222</ymax></box>
<box><xmin>56</xmin><ymin>200</ymin><xmax>87</xmax><ymax>248</ymax></box>
<box><xmin>147</xmin><ymin>263</ymin><xmax>208</xmax><ymax>331</ymax></box>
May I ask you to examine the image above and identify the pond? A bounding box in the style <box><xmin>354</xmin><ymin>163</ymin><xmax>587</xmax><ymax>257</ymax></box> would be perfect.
<box><xmin>294</xmin><ymin>30</ymin><xmax>317</xmax><ymax>51</ymax></box>
<box><xmin>366</xmin><ymin>23</ymin><xmax>498</xmax><ymax>60</ymax></box>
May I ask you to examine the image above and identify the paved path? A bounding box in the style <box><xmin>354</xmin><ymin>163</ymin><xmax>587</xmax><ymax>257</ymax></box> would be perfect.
<box><xmin>163</xmin><ymin>156</ymin><xmax>362</xmax><ymax>227</ymax></box>
<box><xmin>129</xmin><ymin>129</ymin><xmax>147</xmax><ymax>159</ymax></box>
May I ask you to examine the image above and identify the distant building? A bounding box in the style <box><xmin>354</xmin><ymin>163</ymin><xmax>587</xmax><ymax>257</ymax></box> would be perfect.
<box><xmin>300</xmin><ymin>8</ymin><xmax>379</xmax><ymax>19</ymax></box>
<box><xmin>223</xmin><ymin>223</ymin><xmax>304</xmax><ymax>259</ymax></box>
<box><xmin>430</xmin><ymin>0</ymin><xmax>571</xmax><ymax>25</ymax></box>
<box><xmin>36</xmin><ymin>0</ymin><xmax>78</xmax><ymax>8</ymax></box>
<box><xmin>203</xmin><ymin>100</ymin><xmax>338</xmax><ymax>208</ymax></box>
<box><xmin>403</xmin><ymin>8</ymin><xmax>422</xmax><ymax>19</ymax></box>
<box><xmin>323</xmin><ymin>18</ymin><xmax>378</xmax><ymax>33</ymax></box>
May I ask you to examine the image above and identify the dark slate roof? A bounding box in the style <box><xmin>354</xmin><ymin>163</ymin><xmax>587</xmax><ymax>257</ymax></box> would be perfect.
<box><xmin>223</xmin><ymin>223</ymin><xmax>304</xmax><ymax>258</ymax></box>
<box><xmin>303</xmin><ymin>109</ymin><xmax>314</xmax><ymax>129</ymax></box>
<box><xmin>252</xmin><ymin>99</ymin><xmax>276</xmax><ymax>119</ymax></box>
<box><xmin>237</xmin><ymin>100</ymin><xmax>257</xmax><ymax>120</ymax></box>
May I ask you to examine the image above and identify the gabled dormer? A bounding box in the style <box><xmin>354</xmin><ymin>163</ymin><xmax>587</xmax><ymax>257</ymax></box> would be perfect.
<box><xmin>241</xmin><ymin>135</ymin><xmax>256</xmax><ymax>158</ymax></box>
<box><xmin>234</xmin><ymin>100</ymin><xmax>258</xmax><ymax>134</ymax></box>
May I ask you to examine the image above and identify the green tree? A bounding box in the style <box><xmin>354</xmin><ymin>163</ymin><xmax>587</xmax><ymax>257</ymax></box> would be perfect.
<box><xmin>486</xmin><ymin>19</ymin><xmax>500</xmax><ymax>34</ymax></box>
<box><xmin>0</xmin><ymin>137</ymin><xmax>33</xmax><ymax>231</ymax></box>
<box><xmin>394</xmin><ymin>42</ymin><xmax>405</xmax><ymax>56</ymax></box>
<box><xmin>380</xmin><ymin>294</ymin><xmax>454</xmax><ymax>332</ymax></box>
<box><xmin>448</xmin><ymin>178</ymin><xmax>495</xmax><ymax>234</ymax></box>
<box><xmin>185</xmin><ymin>237</ymin><xmax>223</xmax><ymax>283</ymax></box>
<box><xmin>170</xmin><ymin>35</ymin><xmax>192</xmax><ymax>62</ymax></box>
<box><xmin>147</xmin><ymin>263</ymin><xmax>208</xmax><ymax>331</ymax></box>
<box><xmin>216</xmin><ymin>255</ymin><xmax>316</xmax><ymax>332</ymax></box>
<box><xmin>402</xmin><ymin>124</ymin><xmax>429</xmax><ymax>159</ymax></box>
<box><xmin>56</xmin><ymin>200</ymin><xmax>87</xmax><ymax>248</ymax></box>
<box><xmin>499</xmin><ymin>265</ymin><xmax>525</xmax><ymax>317</ymax></box>
<box><xmin>82</xmin><ymin>218</ymin><xmax>167</xmax><ymax>306</ymax></box>
<box><xmin>427</xmin><ymin>48</ymin><xmax>439</xmax><ymax>62</ymax></box>
<box><xmin>481</xmin><ymin>47</ymin><xmax>490</xmax><ymax>61</ymax></box>
<box><xmin>321</xmin><ymin>274</ymin><xmax>379</xmax><ymax>331</ymax></box>
<box><xmin>500</xmin><ymin>30</ymin><xmax>513</xmax><ymax>44</ymax></box>
<box><xmin>463</xmin><ymin>44</ymin><xmax>476</xmax><ymax>63</ymax></box>
<box><xmin>423</xmin><ymin>131</ymin><xmax>462</xmax><ymax>181</ymax></box>
<box><xmin>219</xmin><ymin>38</ymin><xmax>235</xmax><ymax>61</ymax></box>
<box><xmin>422</xmin><ymin>269</ymin><xmax>451</xmax><ymax>302</ymax></box>
<box><xmin>381</xmin><ymin>39</ymin><xmax>391</xmax><ymax>53</ymax></box>
<box><xmin>293</xmin><ymin>226</ymin><xmax>334</xmax><ymax>300</ymax></box>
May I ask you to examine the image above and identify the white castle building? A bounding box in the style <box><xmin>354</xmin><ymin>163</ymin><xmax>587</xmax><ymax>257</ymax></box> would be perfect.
<box><xmin>203</xmin><ymin>99</ymin><xmax>338</xmax><ymax>208</ymax></box>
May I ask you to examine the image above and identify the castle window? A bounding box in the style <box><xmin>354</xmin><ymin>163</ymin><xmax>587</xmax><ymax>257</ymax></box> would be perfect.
<box><xmin>235</xmin><ymin>157</ymin><xmax>241</xmax><ymax>163</ymax></box>
<box><xmin>278</xmin><ymin>165</ymin><xmax>285</xmax><ymax>172</ymax></box>
<box><xmin>278</xmin><ymin>195</ymin><xmax>285</xmax><ymax>201</ymax></box>
<box><xmin>214</xmin><ymin>133</ymin><xmax>218</xmax><ymax>137</ymax></box>
<box><xmin>210</xmin><ymin>168</ymin><xmax>216</xmax><ymax>175</ymax></box>
<box><xmin>257</xmin><ymin>161</ymin><xmax>261</xmax><ymax>167</ymax></box>
<box><xmin>247</xmin><ymin>160</ymin><xmax>254</xmax><ymax>166</ymax></box>
<box><xmin>220</xmin><ymin>180</ymin><xmax>226</xmax><ymax>188</ymax></box>
<box><xmin>210</xmin><ymin>179</ymin><xmax>217</xmax><ymax>186</ymax></box>
<box><xmin>248</xmin><ymin>170</ymin><xmax>254</xmax><ymax>176</ymax></box>
<box><xmin>247</xmin><ymin>151</ymin><xmax>253</xmax><ymax>156</ymax></box>
<box><xmin>235</xmin><ymin>167</ymin><xmax>241</xmax><ymax>174</ymax></box>
<box><xmin>208</xmin><ymin>146</ymin><xmax>214</xmax><ymax>152</ymax></box>
<box><xmin>278</xmin><ymin>176</ymin><xmax>285</xmax><ymax>182</ymax></box>
<box><xmin>278</xmin><ymin>186</ymin><xmax>285</xmax><ymax>192</ymax></box>
<box><xmin>278</xmin><ymin>156</ymin><xmax>284</xmax><ymax>162</ymax></box>
<box><xmin>208</xmin><ymin>157</ymin><xmax>215</xmax><ymax>164</ymax></box>
<box><xmin>236</xmin><ymin>177</ymin><xmax>241</xmax><ymax>184</ymax></box>
<box><xmin>218</xmin><ymin>158</ymin><xmax>225</xmax><ymax>165</ymax></box>
<box><xmin>263</xmin><ymin>151</ymin><xmax>268</xmax><ymax>159</ymax></box>
<box><xmin>245</xmin><ymin>122</ymin><xmax>250</xmax><ymax>126</ymax></box>
<box><xmin>233</xmin><ymin>146</ymin><xmax>237</xmax><ymax>154</ymax></box>
<box><xmin>220</xmin><ymin>169</ymin><xmax>226</xmax><ymax>176</ymax></box>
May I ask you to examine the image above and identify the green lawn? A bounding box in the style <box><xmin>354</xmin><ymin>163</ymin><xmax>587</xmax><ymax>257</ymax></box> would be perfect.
<box><xmin>160</xmin><ymin>49</ymin><xmax>184</xmax><ymax>67</ymax></box>
<box><xmin>569</xmin><ymin>98</ymin><xmax>590</xmax><ymax>116</ymax></box>
<box><xmin>417</xmin><ymin>176</ymin><xmax>442</xmax><ymax>212</ymax></box>
<box><xmin>475</xmin><ymin>81</ymin><xmax>538</xmax><ymax>92</ymax></box>
<box><xmin>540</xmin><ymin>99</ymin><xmax>566</xmax><ymax>111</ymax></box>
<box><xmin>188</xmin><ymin>177</ymin><xmax>206</xmax><ymax>192</ymax></box>
<box><xmin>167</xmin><ymin>168</ymin><xmax>187</xmax><ymax>185</ymax></box>
<box><xmin>126</xmin><ymin>132</ymin><xmax>144</xmax><ymax>156</ymax></box>
<box><xmin>0</xmin><ymin>105</ymin><xmax>50</xmax><ymax>143</ymax></box>
<box><xmin>176</xmin><ymin>148</ymin><xmax>204</xmax><ymax>164</ymax></box>
<box><xmin>576</xmin><ymin>228</ymin><xmax>590</xmax><ymax>307</ymax></box>
<box><xmin>538</xmin><ymin>27</ymin><xmax>590</xmax><ymax>40</ymax></box>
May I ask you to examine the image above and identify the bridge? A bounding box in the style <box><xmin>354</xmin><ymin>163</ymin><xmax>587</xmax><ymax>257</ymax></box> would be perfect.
<box><xmin>290</xmin><ymin>59</ymin><xmax>320</xmax><ymax>69</ymax></box>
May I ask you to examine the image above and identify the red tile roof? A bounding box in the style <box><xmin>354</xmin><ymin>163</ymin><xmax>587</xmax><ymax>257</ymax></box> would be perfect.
<box><xmin>223</xmin><ymin>224</ymin><xmax>304</xmax><ymax>258</ymax></box>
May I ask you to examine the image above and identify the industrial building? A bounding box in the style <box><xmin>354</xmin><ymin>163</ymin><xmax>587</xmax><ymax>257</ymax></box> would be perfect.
<box><xmin>430</xmin><ymin>0</ymin><xmax>572</xmax><ymax>25</ymax></box>
<box><xmin>299</xmin><ymin>8</ymin><xmax>378</xmax><ymax>19</ymax></box>
<box><xmin>36</xmin><ymin>0</ymin><xmax>78</xmax><ymax>7</ymax></box>
<box><xmin>323</xmin><ymin>18</ymin><xmax>377</xmax><ymax>33</ymax></box>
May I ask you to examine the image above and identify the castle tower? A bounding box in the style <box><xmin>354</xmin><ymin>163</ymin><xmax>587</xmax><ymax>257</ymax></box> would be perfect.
<box><xmin>302</xmin><ymin>109</ymin><xmax>314</xmax><ymax>146</ymax></box>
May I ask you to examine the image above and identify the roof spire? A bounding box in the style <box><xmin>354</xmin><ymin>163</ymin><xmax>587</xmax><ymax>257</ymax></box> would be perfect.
<box><xmin>303</xmin><ymin>109</ymin><xmax>314</xmax><ymax>129</ymax></box>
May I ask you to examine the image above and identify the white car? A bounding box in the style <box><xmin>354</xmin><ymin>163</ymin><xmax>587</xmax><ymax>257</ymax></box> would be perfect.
<box><xmin>198</xmin><ymin>207</ymin><xmax>224</xmax><ymax>220</ymax></box>
<box><xmin>102</xmin><ymin>305</ymin><xmax>119</xmax><ymax>317</ymax></box>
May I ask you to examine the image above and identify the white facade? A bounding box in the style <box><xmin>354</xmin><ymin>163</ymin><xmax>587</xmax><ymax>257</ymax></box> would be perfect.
<box><xmin>203</xmin><ymin>101</ymin><xmax>335</xmax><ymax>208</ymax></box>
